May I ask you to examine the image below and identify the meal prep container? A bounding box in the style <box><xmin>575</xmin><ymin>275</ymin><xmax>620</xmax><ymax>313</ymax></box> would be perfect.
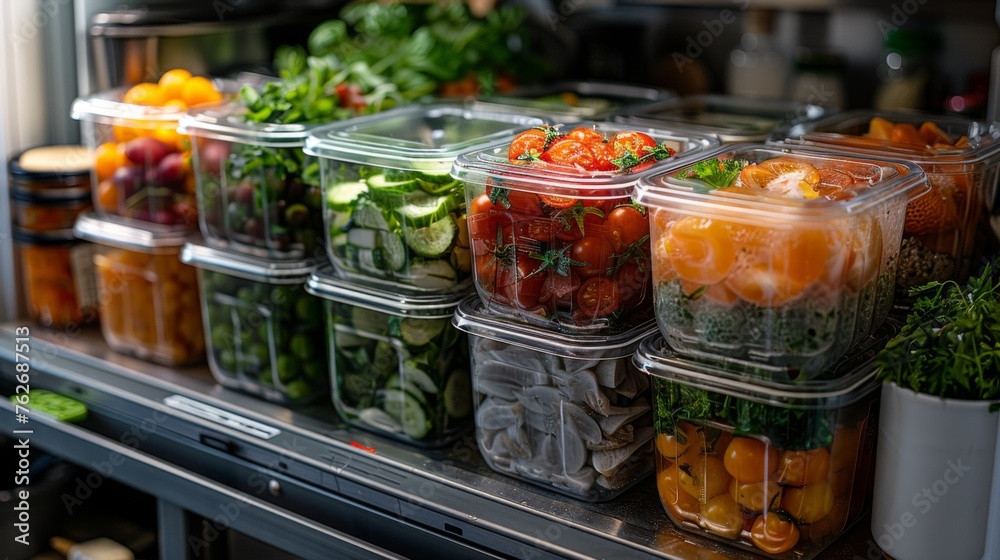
<box><xmin>181</xmin><ymin>242</ymin><xmax>327</xmax><ymax>404</ymax></box>
<box><xmin>781</xmin><ymin>110</ymin><xmax>1000</xmax><ymax>294</ymax></box>
<box><xmin>9</xmin><ymin>145</ymin><xmax>92</xmax><ymax>199</ymax></box>
<box><xmin>634</xmin><ymin>144</ymin><xmax>926</xmax><ymax>374</ymax></box>
<box><xmin>74</xmin><ymin>213</ymin><xmax>204</xmax><ymax>365</ymax></box>
<box><xmin>304</xmin><ymin>104</ymin><xmax>544</xmax><ymax>294</ymax></box>
<box><xmin>72</xmin><ymin>84</ymin><xmax>227</xmax><ymax>229</ymax></box>
<box><xmin>451</xmin><ymin>122</ymin><xmax>717</xmax><ymax>334</ymax></box>
<box><xmin>615</xmin><ymin>95</ymin><xmax>826</xmax><ymax>143</ymax></box>
<box><xmin>634</xmin><ymin>333</ymin><xmax>882</xmax><ymax>559</ymax></box>
<box><xmin>13</xmin><ymin>228</ymin><xmax>98</xmax><ymax>328</ymax></box>
<box><xmin>452</xmin><ymin>295</ymin><xmax>658</xmax><ymax>501</ymax></box>
<box><xmin>11</xmin><ymin>191</ymin><xmax>92</xmax><ymax>232</ymax></box>
<box><xmin>471</xmin><ymin>80</ymin><xmax>673</xmax><ymax>123</ymax></box>
<box><xmin>306</xmin><ymin>268</ymin><xmax>471</xmax><ymax>447</ymax></box>
<box><xmin>181</xmin><ymin>103</ymin><xmax>325</xmax><ymax>259</ymax></box>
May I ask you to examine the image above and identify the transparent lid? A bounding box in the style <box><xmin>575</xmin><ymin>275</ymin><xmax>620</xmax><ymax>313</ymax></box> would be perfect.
<box><xmin>783</xmin><ymin>109</ymin><xmax>1000</xmax><ymax>165</ymax></box>
<box><xmin>452</xmin><ymin>294</ymin><xmax>657</xmax><ymax>361</ymax></box>
<box><xmin>634</xmin><ymin>332</ymin><xmax>885</xmax><ymax>410</ymax></box>
<box><xmin>303</xmin><ymin>104</ymin><xmax>545</xmax><ymax>173</ymax></box>
<box><xmin>616</xmin><ymin>94</ymin><xmax>826</xmax><ymax>143</ymax></box>
<box><xmin>12</xmin><ymin>227</ymin><xmax>78</xmax><ymax>245</ymax></box>
<box><xmin>305</xmin><ymin>267</ymin><xmax>462</xmax><ymax>318</ymax></box>
<box><xmin>71</xmin><ymin>79</ymin><xmax>234</xmax><ymax>127</ymax></box>
<box><xmin>180</xmin><ymin>241</ymin><xmax>317</xmax><ymax>284</ymax></box>
<box><xmin>451</xmin><ymin>122</ymin><xmax>718</xmax><ymax>196</ymax></box>
<box><xmin>73</xmin><ymin>213</ymin><xmax>191</xmax><ymax>253</ymax></box>
<box><xmin>634</xmin><ymin>144</ymin><xmax>928</xmax><ymax>224</ymax></box>
<box><xmin>471</xmin><ymin>80</ymin><xmax>674</xmax><ymax>120</ymax></box>
<box><xmin>178</xmin><ymin>102</ymin><xmax>320</xmax><ymax>147</ymax></box>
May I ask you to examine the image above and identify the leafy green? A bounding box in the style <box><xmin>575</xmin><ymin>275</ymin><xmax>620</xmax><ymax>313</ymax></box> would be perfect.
<box><xmin>687</xmin><ymin>158</ymin><xmax>749</xmax><ymax>191</ymax></box>
<box><xmin>876</xmin><ymin>258</ymin><xmax>1000</xmax><ymax>406</ymax></box>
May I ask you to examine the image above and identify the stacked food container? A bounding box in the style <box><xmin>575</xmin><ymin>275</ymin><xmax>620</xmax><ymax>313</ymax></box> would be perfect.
<box><xmin>9</xmin><ymin>146</ymin><xmax>97</xmax><ymax>328</ymax></box>
<box><xmin>302</xmin><ymin>105</ymin><xmax>547</xmax><ymax>445</ymax></box>
<box><xmin>448</xmin><ymin>121</ymin><xmax>717</xmax><ymax>499</ymax></box>
<box><xmin>630</xmin><ymin>142</ymin><xmax>929</xmax><ymax>557</ymax></box>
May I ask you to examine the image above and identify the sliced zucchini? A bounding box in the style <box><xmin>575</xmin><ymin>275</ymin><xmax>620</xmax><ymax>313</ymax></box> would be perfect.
<box><xmin>380</xmin><ymin>389</ymin><xmax>428</xmax><ymax>439</ymax></box>
<box><xmin>378</xmin><ymin>230</ymin><xmax>406</xmax><ymax>271</ymax></box>
<box><xmin>407</xmin><ymin>259</ymin><xmax>458</xmax><ymax>290</ymax></box>
<box><xmin>403</xmin><ymin>215</ymin><xmax>456</xmax><ymax>258</ymax></box>
<box><xmin>386</xmin><ymin>374</ymin><xmax>428</xmax><ymax>405</ymax></box>
<box><xmin>395</xmin><ymin>190</ymin><xmax>456</xmax><ymax>227</ymax></box>
<box><xmin>366</xmin><ymin>174</ymin><xmax>418</xmax><ymax>193</ymax></box>
<box><xmin>326</xmin><ymin>181</ymin><xmax>368</xmax><ymax>211</ymax></box>
<box><xmin>443</xmin><ymin>369</ymin><xmax>472</xmax><ymax>418</ymax></box>
<box><xmin>400</xmin><ymin>317</ymin><xmax>447</xmax><ymax>347</ymax></box>
<box><xmin>352</xmin><ymin>202</ymin><xmax>389</xmax><ymax>230</ymax></box>
<box><xmin>401</xmin><ymin>361</ymin><xmax>439</xmax><ymax>395</ymax></box>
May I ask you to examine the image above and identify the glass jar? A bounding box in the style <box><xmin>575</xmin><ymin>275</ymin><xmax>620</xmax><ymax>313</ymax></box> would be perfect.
<box><xmin>13</xmin><ymin>228</ymin><xmax>98</xmax><ymax>328</ymax></box>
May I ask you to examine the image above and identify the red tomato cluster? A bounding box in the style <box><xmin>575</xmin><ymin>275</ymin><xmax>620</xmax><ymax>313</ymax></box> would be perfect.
<box><xmin>469</xmin><ymin>186</ymin><xmax>653</xmax><ymax>328</ymax></box>
<box><xmin>508</xmin><ymin>126</ymin><xmax>676</xmax><ymax>173</ymax></box>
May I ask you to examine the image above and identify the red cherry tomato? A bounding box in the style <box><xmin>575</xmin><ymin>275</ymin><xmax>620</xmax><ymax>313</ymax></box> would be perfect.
<box><xmin>539</xmin><ymin>270</ymin><xmax>581</xmax><ymax>308</ymax></box>
<box><xmin>610</xmin><ymin>131</ymin><xmax>657</xmax><ymax>162</ymax></box>
<box><xmin>572</xmin><ymin>236</ymin><xmax>615</xmax><ymax>278</ymax></box>
<box><xmin>497</xmin><ymin>254</ymin><xmax>546</xmax><ymax>309</ymax></box>
<box><xmin>508</xmin><ymin>126</ymin><xmax>561</xmax><ymax>163</ymax></box>
<box><xmin>615</xmin><ymin>259</ymin><xmax>650</xmax><ymax>308</ymax></box>
<box><xmin>603</xmin><ymin>204</ymin><xmax>649</xmax><ymax>251</ymax></box>
<box><xmin>567</xmin><ymin>126</ymin><xmax>606</xmax><ymax>145</ymax></box>
<box><xmin>553</xmin><ymin>204</ymin><xmax>606</xmax><ymax>241</ymax></box>
<box><xmin>487</xmin><ymin>187</ymin><xmax>543</xmax><ymax>217</ymax></box>
<box><xmin>507</xmin><ymin>216</ymin><xmax>558</xmax><ymax>244</ymax></box>
<box><xmin>577</xmin><ymin>276</ymin><xmax>620</xmax><ymax>318</ymax></box>
<box><xmin>539</xmin><ymin>195</ymin><xmax>579</xmax><ymax>209</ymax></box>
<box><xmin>588</xmin><ymin>141</ymin><xmax>618</xmax><ymax>172</ymax></box>
<box><xmin>540</xmin><ymin>138</ymin><xmax>597</xmax><ymax>170</ymax></box>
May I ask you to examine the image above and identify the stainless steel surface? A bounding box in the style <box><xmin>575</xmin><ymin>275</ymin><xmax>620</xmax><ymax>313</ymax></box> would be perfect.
<box><xmin>0</xmin><ymin>323</ymin><xmax>880</xmax><ymax>559</ymax></box>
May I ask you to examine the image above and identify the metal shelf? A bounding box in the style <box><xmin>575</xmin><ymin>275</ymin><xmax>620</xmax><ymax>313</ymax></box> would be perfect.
<box><xmin>0</xmin><ymin>324</ymin><xmax>877</xmax><ymax>559</ymax></box>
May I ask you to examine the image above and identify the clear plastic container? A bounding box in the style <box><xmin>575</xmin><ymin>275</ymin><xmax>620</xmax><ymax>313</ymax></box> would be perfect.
<box><xmin>72</xmin><ymin>84</ymin><xmax>229</xmax><ymax>229</ymax></box>
<box><xmin>781</xmin><ymin>110</ymin><xmax>1000</xmax><ymax>295</ymax></box>
<box><xmin>74</xmin><ymin>213</ymin><xmax>204</xmax><ymax>365</ymax></box>
<box><xmin>470</xmin><ymin>80</ymin><xmax>673</xmax><ymax>123</ymax></box>
<box><xmin>11</xmin><ymin>191</ymin><xmax>92</xmax><ymax>232</ymax></box>
<box><xmin>634</xmin><ymin>333</ymin><xmax>883</xmax><ymax>559</ymax></box>
<box><xmin>453</xmin><ymin>294</ymin><xmax>658</xmax><ymax>501</ymax></box>
<box><xmin>305</xmin><ymin>268</ymin><xmax>471</xmax><ymax>447</ymax></box>
<box><xmin>615</xmin><ymin>95</ymin><xmax>826</xmax><ymax>143</ymax></box>
<box><xmin>451</xmin><ymin>122</ymin><xmax>717</xmax><ymax>334</ymax></box>
<box><xmin>634</xmin><ymin>144</ymin><xmax>926</xmax><ymax>375</ymax></box>
<box><xmin>13</xmin><ymin>228</ymin><xmax>98</xmax><ymax>328</ymax></box>
<box><xmin>304</xmin><ymin>104</ymin><xmax>544</xmax><ymax>294</ymax></box>
<box><xmin>181</xmin><ymin>242</ymin><xmax>327</xmax><ymax>404</ymax></box>
<box><xmin>180</xmin><ymin>103</ymin><xmax>325</xmax><ymax>259</ymax></box>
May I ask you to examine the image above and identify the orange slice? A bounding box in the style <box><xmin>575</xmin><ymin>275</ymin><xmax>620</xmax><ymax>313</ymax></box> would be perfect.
<box><xmin>664</xmin><ymin>217</ymin><xmax>737</xmax><ymax>285</ymax></box>
<box><xmin>738</xmin><ymin>157</ymin><xmax>821</xmax><ymax>200</ymax></box>
<box><xmin>919</xmin><ymin>122</ymin><xmax>952</xmax><ymax>146</ymax></box>
<box><xmin>890</xmin><ymin>123</ymin><xmax>927</xmax><ymax>147</ymax></box>
<box><xmin>866</xmin><ymin>117</ymin><xmax>895</xmax><ymax>140</ymax></box>
<box><xmin>904</xmin><ymin>187</ymin><xmax>958</xmax><ymax>235</ymax></box>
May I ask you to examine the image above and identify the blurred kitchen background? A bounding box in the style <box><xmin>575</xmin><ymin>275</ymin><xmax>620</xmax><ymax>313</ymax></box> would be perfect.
<box><xmin>1</xmin><ymin>0</ymin><xmax>998</xmax><ymax>321</ymax></box>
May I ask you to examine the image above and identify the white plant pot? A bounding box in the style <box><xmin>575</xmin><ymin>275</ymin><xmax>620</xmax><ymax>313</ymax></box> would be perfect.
<box><xmin>872</xmin><ymin>382</ymin><xmax>1000</xmax><ymax>560</ymax></box>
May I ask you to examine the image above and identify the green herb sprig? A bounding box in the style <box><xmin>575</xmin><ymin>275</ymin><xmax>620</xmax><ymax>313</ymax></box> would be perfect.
<box><xmin>687</xmin><ymin>158</ymin><xmax>748</xmax><ymax>191</ymax></box>
<box><xmin>875</xmin><ymin>258</ymin><xmax>1000</xmax><ymax>405</ymax></box>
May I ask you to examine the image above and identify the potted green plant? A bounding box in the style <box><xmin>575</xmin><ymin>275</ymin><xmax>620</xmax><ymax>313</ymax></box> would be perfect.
<box><xmin>871</xmin><ymin>259</ymin><xmax>1000</xmax><ymax>560</ymax></box>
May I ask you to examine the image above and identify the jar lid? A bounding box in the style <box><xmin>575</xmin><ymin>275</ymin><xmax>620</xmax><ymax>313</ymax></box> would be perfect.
<box><xmin>10</xmin><ymin>187</ymin><xmax>92</xmax><ymax>205</ymax></box>
<box><xmin>304</xmin><ymin>104</ymin><xmax>544</xmax><ymax>174</ymax></box>
<box><xmin>178</xmin><ymin>102</ymin><xmax>320</xmax><ymax>147</ymax></box>
<box><xmin>452</xmin><ymin>294</ymin><xmax>657</xmax><ymax>360</ymax></box>
<box><xmin>180</xmin><ymin>241</ymin><xmax>317</xmax><ymax>284</ymax></box>
<box><xmin>73</xmin><ymin>213</ymin><xmax>191</xmax><ymax>253</ymax></box>
<box><xmin>12</xmin><ymin>227</ymin><xmax>78</xmax><ymax>245</ymax></box>
<box><xmin>9</xmin><ymin>146</ymin><xmax>92</xmax><ymax>185</ymax></box>
<box><xmin>305</xmin><ymin>267</ymin><xmax>463</xmax><ymax>318</ymax></box>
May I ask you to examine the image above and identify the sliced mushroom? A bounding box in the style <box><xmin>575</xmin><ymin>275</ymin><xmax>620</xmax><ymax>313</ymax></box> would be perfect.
<box><xmin>562</xmin><ymin>370</ymin><xmax>611</xmax><ymax>416</ymax></box>
<box><xmin>476</xmin><ymin>398</ymin><xmax>524</xmax><ymax>431</ymax></box>
<box><xmin>558</xmin><ymin>401</ymin><xmax>603</xmax><ymax>445</ymax></box>
<box><xmin>598</xmin><ymin>397</ymin><xmax>651</xmax><ymax>435</ymax></box>
<box><xmin>591</xmin><ymin>426</ymin><xmax>654</xmax><ymax>477</ymax></box>
<box><xmin>595</xmin><ymin>359</ymin><xmax>627</xmax><ymax>388</ymax></box>
<box><xmin>615</xmin><ymin>370</ymin><xmax>638</xmax><ymax>399</ymax></box>
<box><xmin>551</xmin><ymin>466</ymin><xmax>598</xmax><ymax>493</ymax></box>
<box><xmin>586</xmin><ymin>424</ymin><xmax>635</xmax><ymax>451</ymax></box>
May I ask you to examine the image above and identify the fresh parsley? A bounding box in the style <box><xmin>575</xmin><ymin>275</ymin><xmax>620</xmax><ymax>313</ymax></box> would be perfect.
<box><xmin>875</xmin><ymin>258</ymin><xmax>1000</xmax><ymax>406</ymax></box>
<box><xmin>687</xmin><ymin>158</ymin><xmax>749</xmax><ymax>191</ymax></box>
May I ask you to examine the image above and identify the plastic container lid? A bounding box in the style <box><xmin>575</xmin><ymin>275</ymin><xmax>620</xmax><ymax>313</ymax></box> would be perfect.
<box><xmin>783</xmin><ymin>109</ymin><xmax>1000</xmax><ymax>166</ymax></box>
<box><xmin>303</xmin><ymin>104</ymin><xmax>545</xmax><ymax>173</ymax></box>
<box><xmin>180</xmin><ymin>241</ymin><xmax>317</xmax><ymax>284</ymax></box>
<box><xmin>178</xmin><ymin>101</ymin><xmax>319</xmax><ymax>147</ymax></box>
<box><xmin>71</xmin><ymin>79</ymin><xmax>235</xmax><ymax>126</ymax></box>
<box><xmin>634</xmin><ymin>332</ymin><xmax>885</xmax><ymax>409</ymax></box>
<box><xmin>12</xmin><ymin>227</ymin><xmax>78</xmax><ymax>245</ymax></box>
<box><xmin>452</xmin><ymin>294</ymin><xmax>657</xmax><ymax>361</ymax></box>
<box><xmin>9</xmin><ymin>146</ymin><xmax>91</xmax><ymax>183</ymax></box>
<box><xmin>616</xmin><ymin>94</ymin><xmax>826</xmax><ymax>143</ymax></box>
<box><xmin>305</xmin><ymin>267</ymin><xmax>462</xmax><ymax>318</ymax></box>
<box><xmin>73</xmin><ymin>213</ymin><xmax>191</xmax><ymax>253</ymax></box>
<box><xmin>635</xmin><ymin>144</ymin><xmax>928</xmax><ymax>224</ymax></box>
<box><xmin>471</xmin><ymin>80</ymin><xmax>674</xmax><ymax>121</ymax></box>
<box><xmin>451</xmin><ymin>121</ymin><xmax>718</xmax><ymax>195</ymax></box>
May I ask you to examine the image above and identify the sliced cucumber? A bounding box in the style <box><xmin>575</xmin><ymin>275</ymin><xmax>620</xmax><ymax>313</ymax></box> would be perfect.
<box><xmin>386</xmin><ymin>374</ymin><xmax>428</xmax><ymax>405</ymax></box>
<box><xmin>395</xmin><ymin>190</ymin><xmax>456</xmax><ymax>227</ymax></box>
<box><xmin>400</xmin><ymin>317</ymin><xmax>447</xmax><ymax>347</ymax></box>
<box><xmin>329</xmin><ymin>211</ymin><xmax>352</xmax><ymax>233</ymax></box>
<box><xmin>366</xmin><ymin>174</ymin><xmax>418</xmax><ymax>193</ymax></box>
<box><xmin>358</xmin><ymin>407</ymin><xmax>401</xmax><ymax>432</ymax></box>
<box><xmin>352</xmin><ymin>202</ymin><xmax>389</xmax><ymax>230</ymax></box>
<box><xmin>404</xmin><ymin>216</ymin><xmax>456</xmax><ymax>258</ymax></box>
<box><xmin>412</xmin><ymin>171</ymin><xmax>454</xmax><ymax>185</ymax></box>
<box><xmin>401</xmin><ymin>361</ymin><xmax>439</xmax><ymax>394</ymax></box>
<box><xmin>378</xmin><ymin>230</ymin><xmax>406</xmax><ymax>271</ymax></box>
<box><xmin>347</xmin><ymin>228</ymin><xmax>378</xmax><ymax>249</ymax></box>
<box><xmin>351</xmin><ymin>307</ymin><xmax>389</xmax><ymax>335</ymax></box>
<box><xmin>326</xmin><ymin>181</ymin><xmax>368</xmax><ymax>211</ymax></box>
<box><xmin>333</xmin><ymin>328</ymin><xmax>368</xmax><ymax>348</ymax></box>
<box><xmin>416</xmin><ymin>178</ymin><xmax>461</xmax><ymax>195</ymax></box>
<box><xmin>399</xmin><ymin>394</ymin><xmax>429</xmax><ymax>440</ymax></box>
<box><xmin>408</xmin><ymin>259</ymin><xmax>458</xmax><ymax>290</ymax></box>
<box><xmin>444</xmin><ymin>369</ymin><xmax>472</xmax><ymax>419</ymax></box>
